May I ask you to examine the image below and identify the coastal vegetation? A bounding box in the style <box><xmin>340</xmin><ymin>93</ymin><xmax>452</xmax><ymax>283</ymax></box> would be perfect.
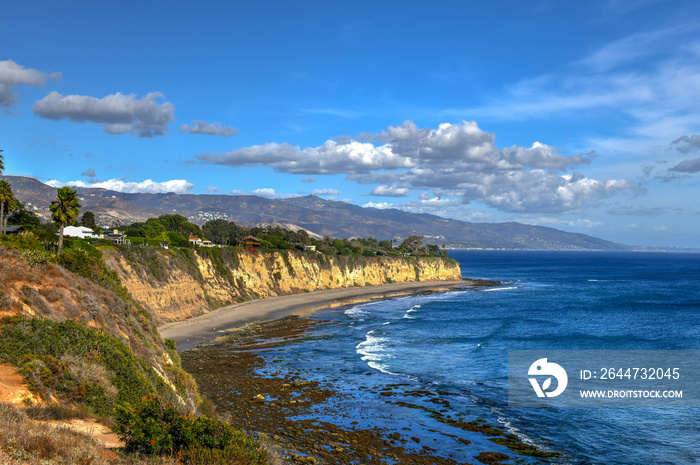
<box><xmin>0</xmin><ymin>149</ymin><xmax>456</xmax><ymax>463</ymax></box>
<box><xmin>0</xmin><ymin>145</ymin><xmax>276</xmax><ymax>463</ymax></box>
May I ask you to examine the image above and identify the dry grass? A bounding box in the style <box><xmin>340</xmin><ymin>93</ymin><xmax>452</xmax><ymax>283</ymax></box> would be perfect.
<box><xmin>0</xmin><ymin>403</ymin><xmax>187</xmax><ymax>465</ymax></box>
<box><xmin>0</xmin><ymin>402</ymin><xmax>108</xmax><ymax>465</ymax></box>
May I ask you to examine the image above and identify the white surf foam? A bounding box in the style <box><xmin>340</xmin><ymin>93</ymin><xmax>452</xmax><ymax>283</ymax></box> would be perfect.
<box><xmin>483</xmin><ymin>286</ymin><xmax>518</xmax><ymax>292</ymax></box>
<box><xmin>356</xmin><ymin>332</ymin><xmax>391</xmax><ymax>362</ymax></box>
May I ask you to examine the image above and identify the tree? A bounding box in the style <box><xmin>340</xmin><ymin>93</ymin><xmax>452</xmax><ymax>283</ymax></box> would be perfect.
<box><xmin>398</xmin><ymin>235</ymin><xmax>425</xmax><ymax>255</ymax></box>
<box><xmin>202</xmin><ymin>219</ymin><xmax>229</xmax><ymax>244</ymax></box>
<box><xmin>50</xmin><ymin>187</ymin><xmax>81</xmax><ymax>254</ymax></box>
<box><xmin>81</xmin><ymin>211</ymin><xmax>96</xmax><ymax>229</ymax></box>
<box><xmin>0</xmin><ymin>149</ymin><xmax>4</xmax><ymax>174</ymax></box>
<box><xmin>7</xmin><ymin>202</ymin><xmax>41</xmax><ymax>227</ymax></box>
<box><xmin>0</xmin><ymin>180</ymin><xmax>17</xmax><ymax>235</ymax></box>
<box><xmin>426</xmin><ymin>244</ymin><xmax>440</xmax><ymax>255</ymax></box>
<box><xmin>142</xmin><ymin>218</ymin><xmax>166</xmax><ymax>238</ymax></box>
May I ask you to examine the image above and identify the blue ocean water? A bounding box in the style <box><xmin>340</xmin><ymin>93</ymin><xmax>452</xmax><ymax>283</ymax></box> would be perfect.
<box><xmin>258</xmin><ymin>251</ymin><xmax>700</xmax><ymax>464</ymax></box>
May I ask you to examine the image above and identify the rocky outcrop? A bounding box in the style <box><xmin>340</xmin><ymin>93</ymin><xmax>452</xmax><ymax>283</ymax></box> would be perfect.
<box><xmin>101</xmin><ymin>247</ymin><xmax>461</xmax><ymax>324</ymax></box>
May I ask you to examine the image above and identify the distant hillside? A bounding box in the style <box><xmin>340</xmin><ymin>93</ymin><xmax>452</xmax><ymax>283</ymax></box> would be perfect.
<box><xmin>2</xmin><ymin>175</ymin><xmax>630</xmax><ymax>250</ymax></box>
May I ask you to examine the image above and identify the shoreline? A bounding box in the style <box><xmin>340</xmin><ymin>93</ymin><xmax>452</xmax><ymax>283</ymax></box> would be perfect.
<box><xmin>159</xmin><ymin>279</ymin><xmax>481</xmax><ymax>351</ymax></box>
<box><xmin>180</xmin><ymin>312</ymin><xmax>554</xmax><ymax>464</ymax></box>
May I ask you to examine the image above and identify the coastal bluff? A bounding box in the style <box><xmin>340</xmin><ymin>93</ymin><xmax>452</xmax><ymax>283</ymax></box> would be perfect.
<box><xmin>102</xmin><ymin>246</ymin><xmax>462</xmax><ymax>324</ymax></box>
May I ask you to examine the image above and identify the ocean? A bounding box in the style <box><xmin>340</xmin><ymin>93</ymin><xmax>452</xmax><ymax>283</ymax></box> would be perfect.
<box><xmin>242</xmin><ymin>251</ymin><xmax>700</xmax><ymax>464</ymax></box>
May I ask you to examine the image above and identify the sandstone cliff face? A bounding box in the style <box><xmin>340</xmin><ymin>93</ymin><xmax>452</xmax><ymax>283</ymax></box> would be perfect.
<box><xmin>101</xmin><ymin>247</ymin><xmax>462</xmax><ymax>324</ymax></box>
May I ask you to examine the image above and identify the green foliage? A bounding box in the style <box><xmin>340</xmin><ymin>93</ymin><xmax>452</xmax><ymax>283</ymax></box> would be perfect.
<box><xmin>143</xmin><ymin>218</ymin><xmax>167</xmax><ymax>238</ymax></box>
<box><xmin>80</xmin><ymin>211</ymin><xmax>96</xmax><ymax>229</ymax></box>
<box><xmin>201</xmin><ymin>218</ymin><xmax>229</xmax><ymax>244</ymax></box>
<box><xmin>0</xmin><ymin>180</ymin><xmax>18</xmax><ymax>235</ymax></box>
<box><xmin>7</xmin><ymin>202</ymin><xmax>41</xmax><ymax>227</ymax></box>
<box><xmin>20</xmin><ymin>249</ymin><xmax>51</xmax><ymax>267</ymax></box>
<box><xmin>50</xmin><ymin>186</ymin><xmax>81</xmax><ymax>254</ymax></box>
<box><xmin>0</xmin><ymin>317</ymin><xmax>157</xmax><ymax>416</ymax></box>
<box><xmin>398</xmin><ymin>235</ymin><xmax>425</xmax><ymax>254</ymax></box>
<box><xmin>0</xmin><ymin>232</ymin><xmax>47</xmax><ymax>251</ymax></box>
<box><xmin>127</xmin><ymin>214</ymin><xmax>201</xmax><ymax>241</ymax></box>
<box><xmin>114</xmin><ymin>396</ymin><xmax>269</xmax><ymax>463</ymax></box>
<box><xmin>57</xmin><ymin>244</ymin><xmax>134</xmax><ymax>304</ymax></box>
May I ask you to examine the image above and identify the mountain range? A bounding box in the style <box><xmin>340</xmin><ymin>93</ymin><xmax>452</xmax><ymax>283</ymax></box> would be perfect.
<box><xmin>1</xmin><ymin>175</ymin><xmax>631</xmax><ymax>250</ymax></box>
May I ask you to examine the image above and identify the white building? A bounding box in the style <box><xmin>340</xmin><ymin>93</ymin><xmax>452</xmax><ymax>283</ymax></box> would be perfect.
<box><xmin>63</xmin><ymin>225</ymin><xmax>94</xmax><ymax>239</ymax></box>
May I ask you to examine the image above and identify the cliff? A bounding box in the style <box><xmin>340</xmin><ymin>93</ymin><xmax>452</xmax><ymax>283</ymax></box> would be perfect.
<box><xmin>101</xmin><ymin>246</ymin><xmax>462</xmax><ymax>324</ymax></box>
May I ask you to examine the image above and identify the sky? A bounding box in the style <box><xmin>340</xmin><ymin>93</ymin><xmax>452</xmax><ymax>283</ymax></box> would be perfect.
<box><xmin>2</xmin><ymin>1</ymin><xmax>700</xmax><ymax>248</ymax></box>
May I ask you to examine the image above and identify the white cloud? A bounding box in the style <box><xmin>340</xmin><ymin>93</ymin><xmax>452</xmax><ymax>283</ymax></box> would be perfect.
<box><xmin>0</xmin><ymin>60</ymin><xmax>60</xmax><ymax>108</ymax></box>
<box><xmin>196</xmin><ymin>139</ymin><xmax>415</xmax><ymax>174</ymax></box>
<box><xmin>33</xmin><ymin>91</ymin><xmax>174</xmax><ymax>137</ymax></box>
<box><xmin>196</xmin><ymin>120</ymin><xmax>632</xmax><ymax>214</ymax></box>
<box><xmin>206</xmin><ymin>186</ymin><xmax>221</xmax><ymax>193</ymax></box>
<box><xmin>251</xmin><ymin>188</ymin><xmax>277</xmax><ymax>197</ymax></box>
<box><xmin>180</xmin><ymin>120</ymin><xmax>238</xmax><ymax>137</ymax></box>
<box><xmin>310</xmin><ymin>188</ymin><xmax>342</xmax><ymax>195</ymax></box>
<box><xmin>370</xmin><ymin>185</ymin><xmax>410</xmax><ymax>197</ymax></box>
<box><xmin>361</xmin><ymin>201</ymin><xmax>392</xmax><ymax>209</ymax></box>
<box><xmin>46</xmin><ymin>178</ymin><xmax>194</xmax><ymax>194</ymax></box>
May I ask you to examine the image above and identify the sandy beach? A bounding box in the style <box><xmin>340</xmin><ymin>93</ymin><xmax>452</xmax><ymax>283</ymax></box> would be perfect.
<box><xmin>159</xmin><ymin>279</ymin><xmax>472</xmax><ymax>350</ymax></box>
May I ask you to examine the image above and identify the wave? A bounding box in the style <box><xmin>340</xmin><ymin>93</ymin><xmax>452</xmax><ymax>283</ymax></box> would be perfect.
<box><xmin>482</xmin><ymin>286</ymin><xmax>518</xmax><ymax>292</ymax></box>
<box><xmin>367</xmin><ymin>361</ymin><xmax>403</xmax><ymax>376</ymax></box>
<box><xmin>356</xmin><ymin>332</ymin><xmax>391</xmax><ymax>362</ymax></box>
<box><xmin>344</xmin><ymin>303</ymin><xmax>372</xmax><ymax>317</ymax></box>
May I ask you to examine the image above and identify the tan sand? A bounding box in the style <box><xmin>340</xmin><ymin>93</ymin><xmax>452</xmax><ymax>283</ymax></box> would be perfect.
<box><xmin>159</xmin><ymin>280</ymin><xmax>469</xmax><ymax>350</ymax></box>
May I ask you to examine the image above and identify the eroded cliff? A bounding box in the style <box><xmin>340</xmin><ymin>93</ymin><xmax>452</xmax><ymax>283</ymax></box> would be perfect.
<box><xmin>101</xmin><ymin>246</ymin><xmax>462</xmax><ymax>323</ymax></box>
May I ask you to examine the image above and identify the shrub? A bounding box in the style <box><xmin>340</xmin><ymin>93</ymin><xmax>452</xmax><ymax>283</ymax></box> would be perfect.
<box><xmin>114</xmin><ymin>396</ymin><xmax>269</xmax><ymax>463</ymax></box>
<box><xmin>0</xmin><ymin>316</ymin><xmax>157</xmax><ymax>416</ymax></box>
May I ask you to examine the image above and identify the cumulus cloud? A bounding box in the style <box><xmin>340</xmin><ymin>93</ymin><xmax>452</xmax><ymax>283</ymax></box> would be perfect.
<box><xmin>206</xmin><ymin>186</ymin><xmax>221</xmax><ymax>193</ymax></box>
<box><xmin>0</xmin><ymin>60</ymin><xmax>60</xmax><ymax>108</ymax></box>
<box><xmin>197</xmin><ymin>120</ymin><xmax>629</xmax><ymax>214</ymax></box>
<box><xmin>46</xmin><ymin>178</ymin><xmax>194</xmax><ymax>194</ymax></box>
<box><xmin>196</xmin><ymin>139</ymin><xmax>415</xmax><ymax>175</ymax></box>
<box><xmin>310</xmin><ymin>188</ymin><xmax>342</xmax><ymax>195</ymax></box>
<box><xmin>671</xmin><ymin>135</ymin><xmax>700</xmax><ymax>154</ymax></box>
<box><xmin>81</xmin><ymin>168</ymin><xmax>97</xmax><ymax>177</ymax></box>
<box><xmin>33</xmin><ymin>91</ymin><xmax>174</xmax><ymax>137</ymax></box>
<box><xmin>180</xmin><ymin>120</ymin><xmax>238</xmax><ymax>137</ymax></box>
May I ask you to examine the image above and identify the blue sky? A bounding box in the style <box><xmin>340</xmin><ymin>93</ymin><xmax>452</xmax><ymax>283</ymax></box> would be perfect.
<box><xmin>2</xmin><ymin>0</ymin><xmax>700</xmax><ymax>248</ymax></box>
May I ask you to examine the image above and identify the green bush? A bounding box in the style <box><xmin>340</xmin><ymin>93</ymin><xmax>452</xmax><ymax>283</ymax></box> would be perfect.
<box><xmin>20</xmin><ymin>249</ymin><xmax>51</xmax><ymax>267</ymax></box>
<box><xmin>0</xmin><ymin>316</ymin><xmax>157</xmax><ymax>416</ymax></box>
<box><xmin>114</xmin><ymin>396</ymin><xmax>269</xmax><ymax>463</ymax></box>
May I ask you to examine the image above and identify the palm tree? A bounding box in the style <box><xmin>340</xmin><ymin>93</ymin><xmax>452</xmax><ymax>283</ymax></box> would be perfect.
<box><xmin>50</xmin><ymin>186</ymin><xmax>81</xmax><ymax>254</ymax></box>
<box><xmin>0</xmin><ymin>149</ymin><xmax>4</xmax><ymax>174</ymax></box>
<box><xmin>0</xmin><ymin>181</ymin><xmax>16</xmax><ymax>235</ymax></box>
